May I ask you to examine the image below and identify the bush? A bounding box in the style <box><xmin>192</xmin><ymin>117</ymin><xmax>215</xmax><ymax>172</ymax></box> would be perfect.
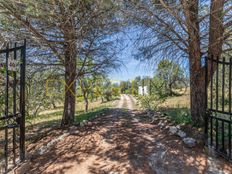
<box><xmin>111</xmin><ymin>87</ymin><xmax>120</xmax><ymax>97</ymax></box>
<box><xmin>103</xmin><ymin>90</ymin><xmax>112</xmax><ymax>101</ymax></box>
<box><xmin>138</xmin><ymin>94</ymin><xmax>166</xmax><ymax>110</ymax></box>
<box><xmin>163</xmin><ymin>107</ymin><xmax>192</xmax><ymax>124</ymax></box>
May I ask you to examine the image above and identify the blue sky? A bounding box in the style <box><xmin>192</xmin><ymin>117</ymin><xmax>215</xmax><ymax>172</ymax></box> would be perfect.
<box><xmin>109</xmin><ymin>56</ymin><xmax>153</xmax><ymax>82</ymax></box>
<box><xmin>108</xmin><ymin>28</ymin><xmax>154</xmax><ymax>82</ymax></box>
<box><xmin>109</xmin><ymin>57</ymin><xmax>153</xmax><ymax>81</ymax></box>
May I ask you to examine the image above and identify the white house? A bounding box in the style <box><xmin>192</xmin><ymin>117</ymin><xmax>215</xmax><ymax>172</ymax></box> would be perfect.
<box><xmin>138</xmin><ymin>86</ymin><xmax>148</xmax><ymax>95</ymax></box>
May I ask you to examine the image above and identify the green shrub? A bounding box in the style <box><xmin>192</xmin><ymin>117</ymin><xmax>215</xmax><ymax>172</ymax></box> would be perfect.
<box><xmin>162</xmin><ymin>107</ymin><xmax>192</xmax><ymax>125</ymax></box>
<box><xmin>138</xmin><ymin>94</ymin><xmax>166</xmax><ymax>110</ymax></box>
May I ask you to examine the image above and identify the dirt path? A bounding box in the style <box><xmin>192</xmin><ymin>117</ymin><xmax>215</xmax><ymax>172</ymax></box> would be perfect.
<box><xmin>117</xmin><ymin>94</ymin><xmax>137</xmax><ymax>110</ymax></box>
<box><xmin>20</xmin><ymin>96</ymin><xmax>231</xmax><ymax>174</ymax></box>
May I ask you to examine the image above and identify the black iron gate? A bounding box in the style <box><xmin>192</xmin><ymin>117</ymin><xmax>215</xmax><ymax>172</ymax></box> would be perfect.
<box><xmin>205</xmin><ymin>56</ymin><xmax>232</xmax><ymax>162</ymax></box>
<box><xmin>0</xmin><ymin>41</ymin><xmax>26</xmax><ymax>173</ymax></box>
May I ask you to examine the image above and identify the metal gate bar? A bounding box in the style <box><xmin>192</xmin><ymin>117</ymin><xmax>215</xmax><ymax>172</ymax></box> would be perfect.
<box><xmin>0</xmin><ymin>40</ymin><xmax>26</xmax><ymax>173</ymax></box>
<box><xmin>205</xmin><ymin>56</ymin><xmax>232</xmax><ymax>162</ymax></box>
<box><xmin>19</xmin><ymin>40</ymin><xmax>26</xmax><ymax>162</ymax></box>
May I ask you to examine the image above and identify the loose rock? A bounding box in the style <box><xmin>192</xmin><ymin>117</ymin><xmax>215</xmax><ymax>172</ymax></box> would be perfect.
<box><xmin>158</xmin><ymin>122</ymin><xmax>165</xmax><ymax>129</ymax></box>
<box><xmin>177</xmin><ymin>130</ymin><xmax>186</xmax><ymax>138</ymax></box>
<box><xmin>80</xmin><ymin>122</ymin><xmax>85</xmax><ymax>127</ymax></box>
<box><xmin>109</xmin><ymin>172</ymin><xmax>119</xmax><ymax>174</ymax></box>
<box><xmin>169</xmin><ymin>126</ymin><xmax>178</xmax><ymax>135</ymax></box>
<box><xmin>87</xmin><ymin>122</ymin><xmax>92</xmax><ymax>126</ymax></box>
<box><xmin>69</xmin><ymin>130</ymin><xmax>80</xmax><ymax>135</ymax></box>
<box><xmin>183</xmin><ymin>137</ymin><xmax>196</xmax><ymax>148</ymax></box>
<box><xmin>69</xmin><ymin>126</ymin><xmax>80</xmax><ymax>135</ymax></box>
<box><xmin>164</xmin><ymin>125</ymin><xmax>170</xmax><ymax>130</ymax></box>
<box><xmin>146</xmin><ymin>109</ymin><xmax>154</xmax><ymax>117</ymax></box>
<box><xmin>132</xmin><ymin>118</ymin><xmax>139</xmax><ymax>123</ymax></box>
<box><xmin>148</xmin><ymin>149</ymin><xmax>167</xmax><ymax>173</ymax></box>
<box><xmin>69</xmin><ymin>126</ymin><xmax>77</xmax><ymax>131</ymax></box>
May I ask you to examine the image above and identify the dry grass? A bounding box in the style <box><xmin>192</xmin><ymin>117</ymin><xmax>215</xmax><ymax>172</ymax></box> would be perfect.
<box><xmin>26</xmin><ymin>99</ymin><xmax>115</xmax><ymax>127</ymax></box>
<box><xmin>158</xmin><ymin>88</ymin><xmax>192</xmax><ymax>124</ymax></box>
<box><xmin>161</xmin><ymin>88</ymin><xmax>190</xmax><ymax>109</ymax></box>
<box><xmin>38</xmin><ymin>100</ymin><xmax>113</xmax><ymax>116</ymax></box>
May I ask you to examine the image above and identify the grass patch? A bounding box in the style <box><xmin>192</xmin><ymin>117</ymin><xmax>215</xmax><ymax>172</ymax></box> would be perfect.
<box><xmin>158</xmin><ymin>88</ymin><xmax>192</xmax><ymax>125</ymax></box>
<box><xmin>74</xmin><ymin>107</ymin><xmax>108</xmax><ymax>124</ymax></box>
<box><xmin>161</xmin><ymin>107</ymin><xmax>192</xmax><ymax>125</ymax></box>
<box><xmin>26</xmin><ymin>110</ymin><xmax>63</xmax><ymax>126</ymax></box>
<box><xmin>25</xmin><ymin>99</ymin><xmax>114</xmax><ymax>129</ymax></box>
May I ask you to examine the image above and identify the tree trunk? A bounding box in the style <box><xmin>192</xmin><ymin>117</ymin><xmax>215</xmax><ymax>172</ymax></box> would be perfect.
<box><xmin>84</xmin><ymin>95</ymin><xmax>89</xmax><ymax>112</ymax></box>
<box><xmin>208</xmin><ymin>0</ymin><xmax>224</xmax><ymax>57</ymax></box>
<box><xmin>189</xmin><ymin>60</ymin><xmax>206</xmax><ymax>126</ymax></box>
<box><xmin>206</xmin><ymin>0</ymin><xmax>224</xmax><ymax>87</ymax></box>
<box><xmin>183</xmin><ymin>0</ymin><xmax>225</xmax><ymax>126</ymax></box>
<box><xmin>168</xmin><ymin>83</ymin><xmax>173</xmax><ymax>96</ymax></box>
<box><xmin>52</xmin><ymin>101</ymin><xmax>57</xmax><ymax>109</ymax></box>
<box><xmin>79</xmin><ymin>80</ymin><xmax>89</xmax><ymax>112</ymax></box>
<box><xmin>183</xmin><ymin>0</ymin><xmax>205</xmax><ymax>126</ymax></box>
<box><xmin>101</xmin><ymin>97</ymin><xmax>104</xmax><ymax>103</ymax></box>
<box><xmin>61</xmin><ymin>49</ymin><xmax>77</xmax><ymax>127</ymax></box>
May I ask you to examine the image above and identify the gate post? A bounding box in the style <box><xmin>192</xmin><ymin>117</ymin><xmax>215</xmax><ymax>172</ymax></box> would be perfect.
<box><xmin>19</xmin><ymin>39</ymin><xmax>26</xmax><ymax>161</ymax></box>
<box><xmin>204</xmin><ymin>56</ymin><xmax>208</xmax><ymax>145</ymax></box>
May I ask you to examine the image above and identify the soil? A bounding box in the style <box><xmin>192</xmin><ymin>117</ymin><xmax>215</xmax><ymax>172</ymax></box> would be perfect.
<box><xmin>11</xmin><ymin>95</ymin><xmax>232</xmax><ymax>174</ymax></box>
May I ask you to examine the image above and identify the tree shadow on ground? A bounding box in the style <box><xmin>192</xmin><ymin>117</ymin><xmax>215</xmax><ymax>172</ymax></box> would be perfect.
<box><xmin>26</xmin><ymin>108</ymin><xmax>232</xmax><ymax>174</ymax></box>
